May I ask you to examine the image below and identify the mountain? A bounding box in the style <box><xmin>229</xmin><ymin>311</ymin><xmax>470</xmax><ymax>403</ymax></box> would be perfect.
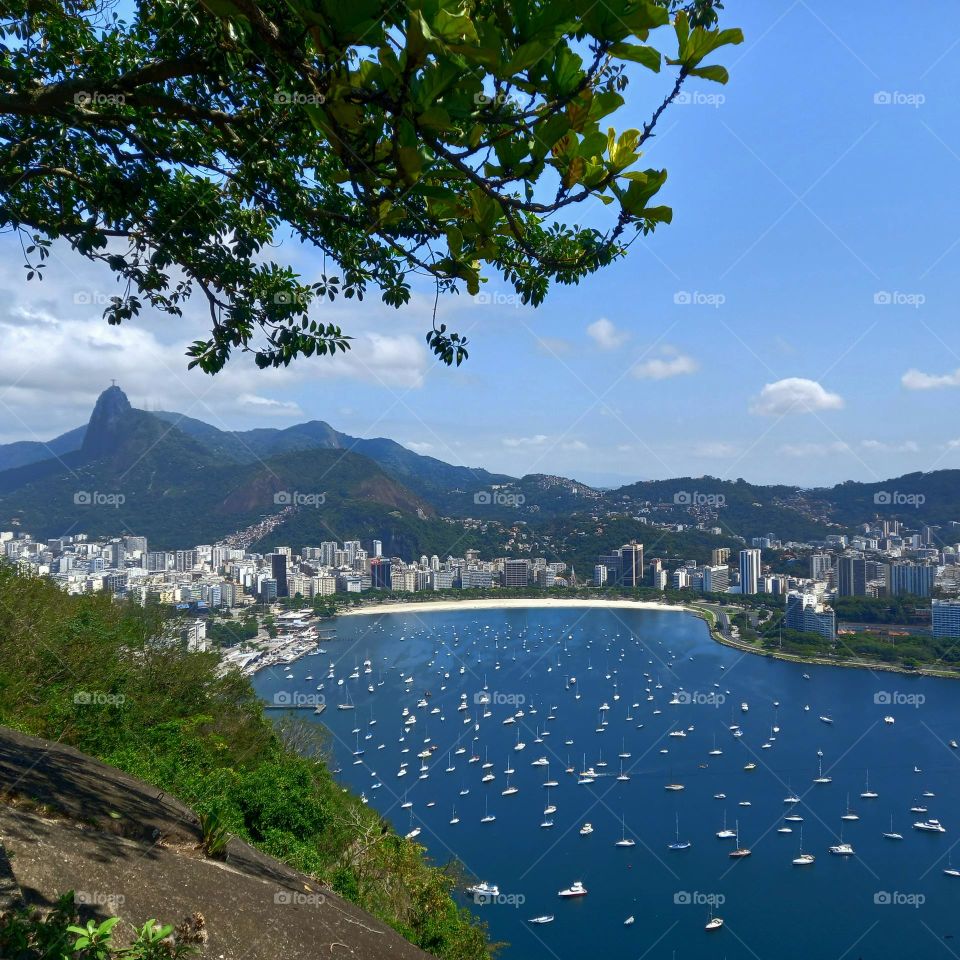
<box><xmin>2</xmin><ymin>387</ymin><xmax>959</xmax><ymax>553</ymax></box>
<box><xmin>0</xmin><ymin>425</ymin><xmax>86</xmax><ymax>473</ymax></box>
<box><xmin>152</xmin><ymin>410</ymin><xmax>513</xmax><ymax>502</ymax></box>
<box><xmin>0</xmin><ymin>389</ymin><xmax>434</xmax><ymax>548</ymax></box>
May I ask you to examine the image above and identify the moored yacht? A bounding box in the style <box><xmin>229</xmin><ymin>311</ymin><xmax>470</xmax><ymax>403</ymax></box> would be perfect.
<box><xmin>558</xmin><ymin>881</ymin><xmax>587</xmax><ymax>898</ymax></box>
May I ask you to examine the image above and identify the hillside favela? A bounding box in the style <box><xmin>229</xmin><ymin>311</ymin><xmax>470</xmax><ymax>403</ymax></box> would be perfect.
<box><xmin>2</xmin><ymin>4</ymin><xmax>959</xmax><ymax>960</ymax></box>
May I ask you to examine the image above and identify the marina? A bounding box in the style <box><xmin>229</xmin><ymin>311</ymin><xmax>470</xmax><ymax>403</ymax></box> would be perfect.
<box><xmin>254</xmin><ymin>604</ymin><xmax>960</xmax><ymax>959</ymax></box>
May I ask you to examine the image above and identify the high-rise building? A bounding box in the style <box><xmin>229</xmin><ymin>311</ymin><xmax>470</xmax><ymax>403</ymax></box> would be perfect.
<box><xmin>620</xmin><ymin>542</ymin><xmax>644</xmax><ymax>587</ymax></box>
<box><xmin>502</xmin><ymin>559</ymin><xmax>529</xmax><ymax>588</ymax></box>
<box><xmin>702</xmin><ymin>565</ymin><xmax>730</xmax><ymax>593</ymax></box>
<box><xmin>932</xmin><ymin>599</ymin><xmax>960</xmax><ymax>639</ymax></box>
<box><xmin>270</xmin><ymin>552</ymin><xmax>288</xmax><ymax>597</ymax></box>
<box><xmin>373</xmin><ymin>539</ymin><xmax>383</xmax><ymax>558</ymax></box>
<box><xmin>711</xmin><ymin>548</ymin><xmax>730</xmax><ymax>567</ymax></box>
<box><xmin>887</xmin><ymin>562</ymin><xmax>935</xmax><ymax>597</ymax></box>
<box><xmin>836</xmin><ymin>556</ymin><xmax>867</xmax><ymax>596</ymax></box>
<box><xmin>598</xmin><ymin>552</ymin><xmax>622</xmax><ymax>586</ymax></box>
<box><xmin>739</xmin><ymin>549</ymin><xmax>761</xmax><ymax>595</ymax></box>
<box><xmin>785</xmin><ymin>591</ymin><xmax>836</xmax><ymax>640</ymax></box>
<box><xmin>810</xmin><ymin>553</ymin><xmax>832</xmax><ymax>580</ymax></box>
<box><xmin>593</xmin><ymin>564</ymin><xmax>608</xmax><ymax>587</ymax></box>
<box><xmin>370</xmin><ymin>557</ymin><xmax>392</xmax><ymax>590</ymax></box>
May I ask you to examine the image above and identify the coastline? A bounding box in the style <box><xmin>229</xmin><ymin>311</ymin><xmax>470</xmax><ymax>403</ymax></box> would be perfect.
<box><xmin>335</xmin><ymin>597</ymin><xmax>688</xmax><ymax>617</ymax></box>
<box><xmin>332</xmin><ymin>596</ymin><xmax>960</xmax><ymax>682</ymax></box>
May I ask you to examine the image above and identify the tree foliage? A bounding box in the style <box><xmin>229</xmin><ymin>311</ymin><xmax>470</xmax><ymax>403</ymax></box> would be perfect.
<box><xmin>1</xmin><ymin>0</ymin><xmax>739</xmax><ymax>371</ymax></box>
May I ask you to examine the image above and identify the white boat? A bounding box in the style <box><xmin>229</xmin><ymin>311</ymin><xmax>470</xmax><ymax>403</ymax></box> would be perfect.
<box><xmin>467</xmin><ymin>881</ymin><xmax>499</xmax><ymax>898</ymax></box>
<box><xmin>558</xmin><ymin>881</ymin><xmax>587</xmax><ymax>898</ymax></box>
<box><xmin>883</xmin><ymin>815</ymin><xmax>903</xmax><ymax>840</ymax></box>
<box><xmin>828</xmin><ymin>841</ymin><xmax>854</xmax><ymax>856</ymax></box>
<box><xmin>914</xmin><ymin>819</ymin><xmax>946</xmax><ymax>833</ymax></box>
<box><xmin>716</xmin><ymin>811</ymin><xmax>736</xmax><ymax>840</ymax></box>
<box><xmin>529</xmin><ymin>915</ymin><xmax>554</xmax><ymax>924</ymax></box>
<box><xmin>813</xmin><ymin>756</ymin><xmax>832</xmax><ymax>784</ymax></box>
<box><xmin>728</xmin><ymin>821</ymin><xmax>751</xmax><ymax>858</ymax></box>
<box><xmin>819</xmin><ymin>715</ymin><xmax>833</xmax><ymax>725</ymax></box>
<box><xmin>705</xmin><ymin>917</ymin><xmax>724</xmax><ymax>931</ymax></box>
<box><xmin>884</xmin><ymin>715</ymin><xmax>895</xmax><ymax>724</ymax></box>
<box><xmin>668</xmin><ymin>813</ymin><xmax>691</xmax><ymax>850</ymax></box>
<box><xmin>624</xmin><ymin>915</ymin><xmax>635</xmax><ymax>926</ymax></box>
<box><xmin>579</xmin><ymin>822</ymin><xmax>593</xmax><ymax>836</ymax></box>
<box><xmin>614</xmin><ymin>815</ymin><xmax>636</xmax><ymax>847</ymax></box>
<box><xmin>841</xmin><ymin>794</ymin><xmax>859</xmax><ymax>821</ymax></box>
<box><xmin>793</xmin><ymin>830</ymin><xmax>815</xmax><ymax>865</ymax></box>
<box><xmin>860</xmin><ymin>770</ymin><xmax>878</xmax><ymax>799</ymax></box>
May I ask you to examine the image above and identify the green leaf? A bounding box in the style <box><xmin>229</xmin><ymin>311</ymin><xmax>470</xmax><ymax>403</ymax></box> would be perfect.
<box><xmin>688</xmin><ymin>65</ymin><xmax>730</xmax><ymax>84</ymax></box>
<box><xmin>610</xmin><ymin>42</ymin><xmax>661</xmax><ymax>72</ymax></box>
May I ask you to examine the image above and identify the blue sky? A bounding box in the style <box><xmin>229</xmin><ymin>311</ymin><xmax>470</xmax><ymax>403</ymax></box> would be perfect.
<box><xmin>3</xmin><ymin>1</ymin><xmax>960</xmax><ymax>488</ymax></box>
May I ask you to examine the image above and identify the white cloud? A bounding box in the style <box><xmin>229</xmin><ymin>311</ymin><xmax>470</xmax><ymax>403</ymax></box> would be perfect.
<box><xmin>901</xmin><ymin>368</ymin><xmax>960</xmax><ymax>390</ymax></box>
<box><xmin>561</xmin><ymin>440</ymin><xmax>588</xmax><ymax>451</ymax></box>
<box><xmin>405</xmin><ymin>440</ymin><xmax>434</xmax><ymax>453</ymax></box>
<box><xmin>778</xmin><ymin>441</ymin><xmax>851</xmax><ymax>457</ymax></box>
<box><xmin>236</xmin><ymin>394</ymin><xmax>303</xmax><ymax>417</ymax></box>
<box><xmin>749</xmin><ymin>378</ymin><xmax>843</xmax><ymax>416</ymax></box>
<box><xmin>503</xmin><ymin>435</ymin><xmax>549</xmax><ymax>448</ymax></box>
<box><xmin>534</xmin><ymin>336</ymin><xmax>573</xmax><ymax>356</ymax></box>
<box><xmin>860</xmin><ymin>439</ymin><xmax>919</xmax><ymax>453</ymax></box>
<box><xmin>587</xmin><ymin>317</ymin><xmax>629</xmax><ymax>350</ymax></box>
<box><xmin>632</xmin><ymin>346</ymin><xmax>699</xmax><ymax>380</ymax></box>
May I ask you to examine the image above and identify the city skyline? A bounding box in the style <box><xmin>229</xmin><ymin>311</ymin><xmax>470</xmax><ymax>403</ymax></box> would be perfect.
<box><xmin>2</xmin><ymin>3</ymin><xmax>959</xmax><ymax>490</ymax></box>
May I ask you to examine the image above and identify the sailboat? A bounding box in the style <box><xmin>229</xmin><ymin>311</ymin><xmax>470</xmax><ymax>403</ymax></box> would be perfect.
<box><xmin>729</xmin><ymin>821</ymin><xmax>751</xmax><ymax>858</ymax></box>
<box><xmin>716</xmin><ymin>810</ymin><xmax>736</xmax><ymax>839</ymax></box>
<box><xmin>449</xmin><ymin>805</ymin><xmax>460</xmax><ymax>825</ymax></box>
<box><xmin>860</xmin><ymin>770</ymin><xmax>878</xmax><ymax>799</ymax></box>
<box><xmin>481</xmin><ymin>797</ymin><xmax>496</xmax><ymax>824</ymax></box>
<box><xmin>883</xmin><ymin>814</ymin><xmax>903</xmax><ymax>841</ymax></box>
<box><xmin>709</xmin><ymin>735</ymin><xmax>722</xmax><ymax>756</ymax></box>
<box><xmin>501</xmin><ymin>773</ymin><xmax>518</xmax><ymax>796</ymax></box>
<box><xmin>792</xmin><ymin>828</ymin><xmax>815</xmax><ymax>866</ymax></box>
<box><xmin>614</xmin><ymin>814</ymin><xmax>636</xmax><ymax>847</ymax></box>
<box><xmin>945</xmin><ymin>854</ymin><xmax>960</xmax><ymax>878</ymax></box>
<box><xmin>337</xmin><ymin>685</ymin><xmax>355</xmax><ymax>710</ymax></box>
<box><xmin>668</xmin><ymin>813</ymin><xmax>691</xmax><ymax>850</ymax></box>
<box><xmin>841</xmin><ymin>793</ymin><xmax>859</xmax><ymax>821</ymax></box>
<box><xmin>616</xmin><ymin>760</ymin><xmax>630</xmax><ymax>782</ymax></box>
<box><xmin>813</xmin><ymin>755</ymin><xmax>832</xmax><ymax>784</ymax></box>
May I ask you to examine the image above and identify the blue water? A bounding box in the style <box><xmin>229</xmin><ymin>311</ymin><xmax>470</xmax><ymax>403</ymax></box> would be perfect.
<box><xmin>253</xmin><ymin>606</ymin><xmax>960</xmax><ymax>959</ymax></box>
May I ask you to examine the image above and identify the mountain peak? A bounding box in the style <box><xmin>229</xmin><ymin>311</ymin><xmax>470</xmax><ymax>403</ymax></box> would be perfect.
<box><xmin>81</xmin><ymin>385</ymin><xmax>134</xmax><ymax>458</ymax></box>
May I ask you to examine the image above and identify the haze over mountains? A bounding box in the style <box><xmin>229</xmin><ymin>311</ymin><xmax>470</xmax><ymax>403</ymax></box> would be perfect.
<box><xmin>0</xmin><ymin>387</ymin><xmax>957</xmax><ymax>554</ymax></box>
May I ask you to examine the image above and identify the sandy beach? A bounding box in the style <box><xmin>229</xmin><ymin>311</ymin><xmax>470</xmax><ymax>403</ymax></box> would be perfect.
<box><xmin>337</xmin><ymin>597</ymin><xmax>691</xmax><ymax>618</ymax></box>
